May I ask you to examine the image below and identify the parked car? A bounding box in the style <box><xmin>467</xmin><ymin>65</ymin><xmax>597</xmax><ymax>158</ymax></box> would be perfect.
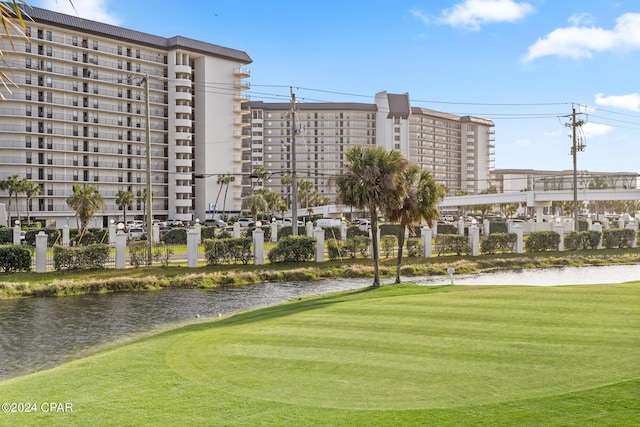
<box><xmin>440</xmin><ymin>215</ymin><xmax>455</xmax><ymax>222</ymax></box>
<box><xmin>127</xmin><ymin>227</ymin><xmax>144</xmax><ymax>240</ymax></box>
<box><xmin>204</xmin><ymin>218</ymin><xmax>228</xmax><ymax>228</ymax></box>
<box><xmin>315</xmin><ymin>218</ymin><xmax>341</xmax><ymax>228</ymax></box>
<box><xmin>237</xmin><ymin>218</ymin><xmax>255</xmax><ymax>227</ymax></box>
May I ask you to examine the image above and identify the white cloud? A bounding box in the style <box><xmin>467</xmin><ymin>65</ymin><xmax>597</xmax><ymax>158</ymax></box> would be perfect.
<box><xmin>410</xmin><ymin>9</ymin><xmax>430</xmax><ymax>25</ymax></box>
<box><xmin>582</xmin><ymin>122</ymin><xmax>613</xmax><ymax>138</ymax></box>
<box><xmin>515</xmin><ymin>138</ymin><xmax>530</xmax><ymax>146</ymax></box>
<box><xmin>35</xmin><ymin>0</ymin><xmax>121</xmax><ymax>25</ymax></box>
<box><xmin>439</xmin><ymin>0</ymin><xmax>534</xmax><ymax>31</ymax></box>
<box><xmin>594</xmin><ymin>93</ymin><xmax>640</xmax><ymax>112</ymax></box>
<box><xmin>568</xmin><ymin>13</ymin><xmax>595</xmax><ymax>27</ymax></box>
<box><xmin>524</xmin><ymin>13</ymin><xmax>640</xmax><ymax>62</ymax></box>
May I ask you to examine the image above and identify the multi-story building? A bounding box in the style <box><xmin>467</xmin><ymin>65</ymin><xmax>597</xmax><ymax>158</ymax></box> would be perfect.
<box><xmin>0</xmin><ymin>6</ymin><xmax>251</xmax><ymax>227</ymax></box>
<box><xmin>244</xmin><ymin>92</ymin><xmax>495</xmax><ymax>207</ymax></box>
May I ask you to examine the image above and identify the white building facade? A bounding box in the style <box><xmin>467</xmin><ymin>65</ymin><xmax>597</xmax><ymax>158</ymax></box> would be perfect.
<box><xmin>0</xmin><ymin>6</ymin><xmax>251</xmax><ymax>227</ymax></box>
<box><xmin>244</xmin><ymin>92</ymin><xmax>495</xmax><ymax>207</ymax></box>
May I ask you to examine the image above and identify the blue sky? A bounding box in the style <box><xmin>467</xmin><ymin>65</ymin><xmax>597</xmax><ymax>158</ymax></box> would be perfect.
<box><xmin>32</xmin><ymin>0</ymin><xmax>640</xmax><ymax>173</ymax></box>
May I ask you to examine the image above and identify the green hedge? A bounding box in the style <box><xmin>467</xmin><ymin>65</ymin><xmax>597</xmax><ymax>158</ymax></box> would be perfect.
<box><xmin>161</xmin><ymin>228</ymin><xmax>187</xmax><ymax>244</ymax></box>
<box><xmin>406</xmin><ymin>238</ymin><xmax>421</xmax><ymax>257</ymax></box>
<box><xmin>602</xmin><ymin>228</ymin><xmax>636</xmax><ymax>249</ymax></box>
<box><xmin>437</xmin><ymin>223</ymin><xmax>458</xmax><ymax>235</ymax></box>
<box><xmin>346</xmin><ymin>226</ymin><xmax>369</xmax><ymax>238</ymax></box>
<box><xmin>25</xmin><ymin>228</ymin><xmax>61</xmax><ymax>246</ymax></box>
<box><xmin>481</xmin><ymin>233</ymin><xmax>516</xmax><ymax>254</ymax></box>
<box><xmin>489</xmin><ymin>221</ymin><xmax>508</xmax><ymax>234</ymax></box>
<box><xmin>268</xmin><ymin>235</ymin><xmax>315</xmax><ymax>263</ymax></box>
<box><xmin>525</xmin><ymin>231</ymin><xmax>560</xmax><ymax>252</ymax></box>
<box><xmin>0</xmin><ymin>244</ymin><xmax>32</xmax><ymax>272</ymax></box>
<box><xmin>53</xmin><ymin>244</ymin><xmax>110</xmax><ymax>270</ymax></box>
<box><xmin>0</xmin><ymin>228</ymin><xmax>12</xmax><ymax>244</ymax></box>
<box><xmin>564</xmin><ymin>231</ymin><xmax>601</xmax><ymax>250</ymax></box>
<box><xmin>435</xmin><ymin>235</ymin><xmax>470</xmax><ymax>256</ymax></box>
<box><xmin>204</xmin><ymin>237</ymin><xmax>252</xmax><ymax>265</ymax></box>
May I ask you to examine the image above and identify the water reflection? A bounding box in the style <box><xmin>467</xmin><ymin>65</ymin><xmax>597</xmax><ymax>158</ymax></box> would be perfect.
<box><xmin>1</xmin><ymin>264</ymin><xmax>638</xmax><ymax>382</ymax></box>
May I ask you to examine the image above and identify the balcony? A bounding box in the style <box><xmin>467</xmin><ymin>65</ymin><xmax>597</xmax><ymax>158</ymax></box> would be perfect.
<box><xmin>175</xmin><ymin>78</ymin><xmax>191</xmax><ymax>89</ymax></box>
<box><xmin>175</xmin><ymin>131</ymin><xmax>191</xmax><ymax>141</ymax></box>
<box><xmin>233</xmin><ymin>105</ymin><xmax>250</xmax><ymax>115</ymax></box>
<box><xmin>233</xmin><ymin>92</ymin><xmax>250</xmax><ymax>103</ymax></box>
<box><xmin>174</xmin><ymin>104</ymin><xmax>191</xmax><ymax>115</ymax></box>
<box><xmin>174</xmin><ymin>118</ymin><xmax>192</xmax><ymax>128</ymax></box>
<box><xmin>234</xmin><ymin>80</ymin><xmax>250</xmax><ymax>91</ymax></box>
<box><xmin>234</xmin><ymin>67</ymin><xmax>250</xmax><ymax>78</ymax></box>
<box><xmin>173</xmin><ymin>91</ymin><xmax>191</xmax><ymax>101</ymax></box>
<box><xmin>174</xmin><ymin>64</ymin><xmax>192</xmax><ymax>74</ymax></box>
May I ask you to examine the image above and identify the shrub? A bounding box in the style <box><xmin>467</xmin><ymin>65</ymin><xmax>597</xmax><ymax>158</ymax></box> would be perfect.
<box><xmin>200</xmin><ymin>226</ymin><xmax>217</xmax><ymax>240</ymax></box>
<box><xmin>161</xmin><ymin>228</ymin><xmax>187</xmax><ymax>244</ymax></box>
<box><xmin>322</xmin><ymin>226</ymin><xmax>341</xmax><ymax>240</ymax></box>
<box><xmin>481</xmin><ymin>233</ymin><xmax>516</xmax><ymax>254</ymax></box>
<box><xmin>0</xmin><ymin>245</ymin><xmax>32</xmax><ymax>272</ymax></box>
<box><xmin>435</xmin><ymin>234</ymin><xmax>470</xmax><ymax>256</ymax></box>
<box><xmin>25</xmin><ymin>228</ymin><xmax>60</xmax><ymax>246</ymax></box>
<box><xmin>602</xmin><ymin>228</ymin><xmax>636</xmax><ymax>249</ymax></box>
<box><xmin>489</xmin><ymin>221</ymin><xmax>508</xmax><ymax>234</ymax></box>
<box><xmin>53</xmin><ymin>244</ymin><xmax>110</xmax><ymax>270</ymax></box>
<box><xmin>343</xmin><ymin>235</ymin><xmax>371</xmax><ymax>259</ymax></box>
<box><xmin>152</xmin><ymin>242</ymin><xmax>173</xmax><ymax>266</ymax></box>
<box><xmin>0</xmin><ymin>227</ymin><xmax>12</xmax><ymax>244</ymax></box>
<box><xmin>564</xmin><ymin>231</ymin><xmax>601</xmax><ymax>250</ymax></box>
<box><xmin>72</xmin><ymin>228</ymin><xmax>106</xmax><ymax>246</ymax></box>
<box><xmin>436</xmin><ymin>222</ymin><xmax>457</xmax><ymax>235</ymax></box>
<box><xmin>346</xmin><ymin>226</ymin><xmax>369</xmax><ymax>238</ymax></box>
<box><xmin>327</xmin><ymin>238</ymin><xmax>342</xmax><ymax>261</ymax></box>
<box><xmin>204</xmin><ymin>237</ymin><xmax>252</xmax><ymax>265</ymax></box>
<box><xmin>406</xmin><ymin>238</ymin><xmax>421</xmax><ymax>257</ymax></box>
<box><xmin>525</xmin><ymin>231</ymin><xmax>560</xmax><ymax>252</ymax></box>
<box><xmin>268</xmin><ymin>235</ymin><xmax>315</xmax><ymax>263</ymax></box>
<box><xmin>381</xmin><ymin>235</ymin><xmax>397</xmax><ymax>257</ymax></box>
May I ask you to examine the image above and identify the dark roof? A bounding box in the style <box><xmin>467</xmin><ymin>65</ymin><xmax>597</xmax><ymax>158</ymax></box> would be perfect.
<box><xmin>20</xmin><ymin>5</ymin><xmax>251</xmax><ymax>63</ymax></box>
<box><xmin>245</xmin><ymin>101</ymin><xmax>377</xmax><ymax>112</ymax></box>
<box><xmin>386</xmin><ymin>93</ymin><xmax>410</xmax><ymax>119</ymax></box>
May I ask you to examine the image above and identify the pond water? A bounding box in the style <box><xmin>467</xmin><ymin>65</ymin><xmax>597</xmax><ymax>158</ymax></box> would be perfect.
<box><xmin>1</xmin><ymin>264</ymin><xmax>639</xmax><ymax>382</ymax></box>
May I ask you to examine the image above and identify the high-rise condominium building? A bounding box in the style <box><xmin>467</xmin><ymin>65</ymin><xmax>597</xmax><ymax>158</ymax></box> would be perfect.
<box><xmin>0</xmin><ymin>6</ymin><xmax>495</xmax><ymax>227</ymax></box>
<box><xmin>243</xmin><ymin>92</ymin><xmax>495</xmax><ymax>206</ymax></box>
<box><xmin>0</xmin><ymin>6</ymin><xmax>251</xmax><ymax>227</ymax></box>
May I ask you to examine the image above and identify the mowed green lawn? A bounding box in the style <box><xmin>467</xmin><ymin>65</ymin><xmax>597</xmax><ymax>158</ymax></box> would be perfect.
<box><xmin>1</xmin><ymin>283</ymin><xmax>639</xmax><ymax>426</ymax></box>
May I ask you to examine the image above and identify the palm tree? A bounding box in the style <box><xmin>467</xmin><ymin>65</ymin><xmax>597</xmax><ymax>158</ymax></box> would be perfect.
<box><xmin>22</xmin><ymin>179</ymin><xmax>41</xmax><ymax>226</ymax></box>
<box><xmin>116</xmin><ymin>190</ymin><xmax>134</xmax><ymax>227</ymax></box>
<box><xmin>221</xmin><ymin>175</ymin><xmax>235</xmax><ymax>218</ymax></box>
<box><xmin>281</xmin><ymin>173</ymin><xmax>292</xmax><ymax>209</ymax></box>
<box><xmin>136</xmin><ymin>188</ymin><xmax>150</xmax><ymax>225</ymax></box>
<box><xmin>251</xmin><ymin>166</ymin><xmax>269</xmax><ymax>190</ymax></box>
<box><xmin>66</xmin><ymin>184</ymin><xmax>104</xmax><ymax>235</ymax></box>
<box><xmin>336</xmin><ymin>146</ymin><xmax>407</xmax><ymax>288</ymax></box>
<box><xmin>297</xmin><ymin>179</ymin><xmax>314</xmax><ymax>210</ymax></box>
<box><xmin>386</xmin><ymin>165</ymin><xmax>444</xmax><ymax>283</ymax></box>
<box><xmin>242</xmin><ymin>193</ymin><xmax>267</xmax><ymax>224</ymax></box>
<box><xmin>0</xmin><ymin>174</ymin><xmax>25</xmax><ymax>226</ymax></box>
<box><xmin>256</xmin><ymin>188</ymin><xmax>282</xmax><ymax>219</ymax></box>
<box><xmin>213</xmin><ymin>174</ymin><xmax>230</xmax><ymax>214</ymax></box>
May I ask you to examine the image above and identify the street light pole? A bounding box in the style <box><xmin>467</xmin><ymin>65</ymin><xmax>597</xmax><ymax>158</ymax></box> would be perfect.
<box><xmin>290</xmin><ymin>87</ymin><xmax>298</xmax><ymax>236</ymax></box>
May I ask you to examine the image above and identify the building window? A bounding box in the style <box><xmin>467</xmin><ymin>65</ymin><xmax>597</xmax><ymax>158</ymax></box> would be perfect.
<box><xmin>25</xmin><ymin>41</ymin><xmax>31</xmax><ymax>52</ymax></box>
<box><xmin>92</xmin><ymin>40</ymin><xmax>98</xmax><ymax>50</ymax></box>
<box><xmin>25</xmin><ymin>74</ymin><xmax>31</xmax><ymax>85</ymax></box>
<box><xmin>46</xmin><ymin>46</ymin><xmax>52</xmax><ymax>56</ymax></box>
<box><xmin>72</xmin><ymin>51</ymin><xmax>77</xmax><ymax>61</ymax></box>
<box><xmin>135</xmin><ymin>49</ymin><xmax>140</xmax><ymax>59</ymax></box>
<box><xmin>117</xmin><ymin>45</ymin><xmax>122</xmax><ymax>55</ymax></box>
<box><xmin>46</xmin><ymin>30</ymin><xmax>52</xmax><ymax>41</ymax></box>
<box><xmin>25</xmin><ymin>89</ymin><xmax>31</xmax><ymax>100</ymax></box>
<box><xmin>25</xmin><ymin>58</ymin><xmax>31</xmax><ymax>69</ymax></box>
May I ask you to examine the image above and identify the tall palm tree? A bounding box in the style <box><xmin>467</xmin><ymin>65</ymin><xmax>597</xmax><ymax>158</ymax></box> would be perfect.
<box><xmin>297</xmin><ymin>178</ymin><xmax>314</xmax><ymax>210</ymax></box>
<box><xmin>221</xmin><ymin>175</ymin><xmax>236</xmax><ymax>218</ymax></box>
<box><xmin>256</xmin><ymin>188</ymin><xmax>282</xmax><ymax>219</ymax></box>
<box><xmin>116</xmin><ymin>190</ymin><xmax>134</xmax><ymax>227</ymax></box>
<box><xmin>66</xmin><ymin>184</ymin><xmax>104</xmax><ymax>235</ymax></box>
<box><xmin>336</xmin><ymin>146</ymin><xmax>407</xmax><ymax>288</ymax></box>
<box><xmin>251</xmin><ymin>166</ymin><xmax>269</xmax><ymax>190</ymax></box>
<box><xmin>0</xmin><ymin>174</ymin><xmax>25</xmax><ymax>226</ymax></box>
<box><xmin>22</xmin><ymin>179</ymin><xmax>41</xmax><ymax>226</ymax></box>
<box><xmin>213</xmin><ymin>174</ymin><xmax>230</xmax><ymax>214</ymax></box>
<box><xmin>136</xmin><ymin>188</ymin><xmax>150</xmax><ymax>225</ymax></box>
<box><xmin>242</xmin><ymin>193</ymin><xmax>267</xmax><ymax>224</ymax></box>
<box><xmin>281</xmin><ymin>173</ymin><xmax>292</xmax><ymax>209</ymax></box>
<box><xmin>386</xmin><ymin>165</ymin><xmax>444</xmax><ymax>283</ymax></box>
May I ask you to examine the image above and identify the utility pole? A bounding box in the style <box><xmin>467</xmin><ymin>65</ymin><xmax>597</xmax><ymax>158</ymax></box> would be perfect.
<box><xmin>290</xmin><ymin>87</ymin><xmax>298</xmax><ymax>236</ymax></box>
<box><xmin>566</xmin><ymin>105</ymin><xmax>585</xmax><ymax>232</ymax></box>
<box><xmin>143</xmin><ymin>74</ymin><xmax>153</xmax><ymax>264</ymax></box>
